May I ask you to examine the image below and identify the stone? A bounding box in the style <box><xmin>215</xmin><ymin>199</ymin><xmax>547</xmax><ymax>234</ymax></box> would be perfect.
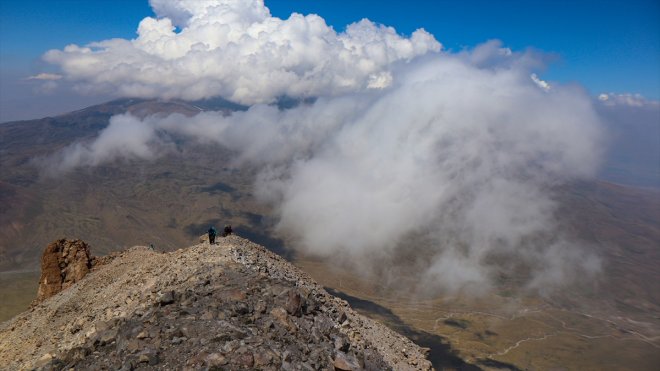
<box><xmin>337</xmin><ymin>311</ymin><xmax>348</xmax><ymax>324</ymax></box>
<box><xmin>333</xmin><ymin>351</ymin><xmax>361</xmax><ymax>371</ymax></box>
<box><xmin>171</xmin><ymin>336</ymin><xmax>186</xmax><ymax>345</ymax></box>
<box><xmin>254</xmin><ymin>349</ymin><xmax>274</xmax><ymax>366</ymax></box>
<box><xmin>158</xmin><ymin>291</ymin><xmax>175</xmax><ymax>306</ymax></box>
<box><xmin>236</xmin><ymin>352</ymin><xmax>254</xmax><ymax>368</ymax></box>
<box><xmin>138</xmin><ymin>349</ymin><xmax>159</xmax><ymax>365</ymax></box>
<box><xmin>334</xmin><ymin>335</ymin><xmax>350</xmax><ymax>352</ymax></box>
<box><xmin>35</xmin><ymin>239</ymin><xmax>93</xmax><ymax>303</ymax></box>
<box><xmin>255</xmin><ymin>300</ymin><xmax>268</xmax><ymax>314</ymax></box>
<box><xmin>233</xmin><ymin>302</ymin><xmax>250</xmax><ymax>315</ymax></box>
<box><xmin>94</xmin><ymin>329</ymin><xmax>117</xmax><ymax>346</ymax></box>
<box><xmin>270</xmin><ymin>307</ymin><xmax>288</xmax><ymax>324</ymax></box>
<box><xmin>285</xmin><ymin>290</ymin><xmax>303</xmax><ymax>317</ymax></box>
<box><xmin>205</xmin><ymin>353</ymin><xmax>227</xmax><ymax>367</ymax></box>
<box><xmin>34</xmin><ymin>353</ymin><xmax>54</xmax><ymax>368</ymax></box>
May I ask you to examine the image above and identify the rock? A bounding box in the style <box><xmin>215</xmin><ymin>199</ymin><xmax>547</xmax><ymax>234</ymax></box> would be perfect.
<box><xmin>270</xmin><ymin>307</ymin><xmax>288</xmax><ymax>324</ymax></box>
<box><xmin>35</xmin><ymin>239</ymin><xmax>93</xmax><ymax>303</ymax></box>
<box><xmin>270</xmin><ymin>307</ymin><xmax>297</xmax><ymax>333</ymax></box>
<box><xmin>285</xmin><ymin>290</ymin><xmax>303</xmax><ymax>317</ymax></box>
<box><xmin>171</xmin><ymin>336</ymin><xmax>186</xmax><ymax>345</ymax></box>
<box><xmin>255</xmin><ymin>300</ymin><xmax>268</xmax><ymax>314</ymax></box>
<box><xmin>233</xmin><ymin>302</ymin><xmax>250</xmax><ymax>315</ymax></box>
<box><xmin>254</xmin><ymin>348</ymin><xmax>275</xmax><ymax>366</ymax></box>
<box><xmin>94</xmin><ymin>329</ymin><xmax>117</xmax><ymax>346</ymax></box>
<box><xmin>334</xmin><ymin>335</ymin><xmax>350</xmax><ymax>352</ymax></box>
<box><xmin>226</xmin><ymin>288</ymin><xmax>247</xmax><ymax>301</ymax></box>
<box><xmin>201</xmin><ymin>310</ymin><xmax>215</xmax><ymax>320</ymax></box>
<box><xmin>158</xmin><ymin>291</ymin><xmax>175</xmax><ymax>306</ymax></box>
<box><xmin>125</xmin><ymin>339</ymin><xmax>141</xmax><ymax>353</ymax></box>
<box><xmin>236</xmin><ymin>352</ymin><xmax>254</xmax><ymax>368</ymax></box>
<box><xmin>34</xmin><ymin>353</ymin><xmax>53</xmax><ymax>368</ymax></box>
<box><xmin>206</xmin><ymin>352</ymin><xmax>227</xmax><ymax>367</ymax></box>
<box><xmin>337</xmin><ymin>311</ymin><xmax>348</xmax><ymax>324</ymax></box>
<box><xmin>333</xmin><ymin>351</ymin><xmax>361</xmax><ymax>371</ymax></box>
<box><xmin>138</xmin><ymin>349</ymin><xmax>159</xmax><ymax>365</ymax></box>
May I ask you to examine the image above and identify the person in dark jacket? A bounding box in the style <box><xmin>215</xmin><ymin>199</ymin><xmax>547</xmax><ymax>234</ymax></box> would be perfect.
<box><xmin>208</xmin><ymin>226</ymin><xmax>217</xmax><ymax>244</ymax></box>
<box><xmin>222</xmin><ymin>225</ymin><xmax>233</xmax><ymax>237</ymax></box>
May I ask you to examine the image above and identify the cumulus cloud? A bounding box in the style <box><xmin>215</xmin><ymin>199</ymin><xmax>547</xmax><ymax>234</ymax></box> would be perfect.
<box><xmin>42</xmin><ymin>0</ymin><xmax>440</xmax><ymax>104</ymax></box>
<box><xmin>35</xmin><ymin>0</ymin><xmax>610</xmax><ymax>295</ymax></box>
<box><xmin>42</xmin><ymin>37</ymin><xmax>605</xmax><ymax>293</ymax></box>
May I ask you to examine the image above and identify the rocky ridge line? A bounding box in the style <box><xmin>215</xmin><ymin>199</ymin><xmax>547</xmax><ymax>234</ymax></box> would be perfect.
<box><xmin>0</xmin><ymin>235</ymin><xmax>432</xmax><ymax>370</ymax></box>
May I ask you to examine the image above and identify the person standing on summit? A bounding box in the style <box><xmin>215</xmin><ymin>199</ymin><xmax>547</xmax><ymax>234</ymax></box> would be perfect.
<box><xmin>208</xmin><ymin>226</ymin><xmax>217</xmax><ymax>245</ymax></box>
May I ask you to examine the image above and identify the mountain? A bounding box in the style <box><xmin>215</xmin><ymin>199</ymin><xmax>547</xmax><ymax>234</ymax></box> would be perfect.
<box><xmin>0</xmin><ymin>235</ymin><xmax>436</xmax><ymax>370</ymax></box>
<box><xmin>0</xmin><ymin>98</ymin><xmax>259</xmax><ymax>270</ymax></box>
<box><xmin>1</xmin><ymin>98</ymin><xmax>658</xmax><ymax>370</ymax></box>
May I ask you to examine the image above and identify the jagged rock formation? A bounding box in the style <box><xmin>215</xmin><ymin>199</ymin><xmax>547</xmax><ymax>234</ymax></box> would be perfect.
<box><xmin>34</xmin><ymin>239</ymin><xmax>93</xmax><ymax>303</ymax></box>
<box><xmin>0</xmin><ymin>235</ymin><xmax>432</xmax><ymax>370</ymax></box>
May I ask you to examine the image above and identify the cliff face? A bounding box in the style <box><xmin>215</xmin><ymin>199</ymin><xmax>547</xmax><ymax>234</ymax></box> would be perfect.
<box><xmin>0</xmin><ymin>236</ymin><xmax>432</xmax><ymax>370</ymax></box>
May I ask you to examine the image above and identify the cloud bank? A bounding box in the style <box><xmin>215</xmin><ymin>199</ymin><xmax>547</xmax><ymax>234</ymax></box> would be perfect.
<box><xmin>43</xmin><ymin>0</ymin><xmax>439</xmax><ymax>104</ymax></box>
<box><xmin>41</xmin><ymin>0</ymin><xmax>607</xmax><ymax>294</ymax></box>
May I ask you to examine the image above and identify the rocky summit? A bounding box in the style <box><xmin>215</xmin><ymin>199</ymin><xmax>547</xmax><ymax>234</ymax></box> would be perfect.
<box><xmin>0</xmin><ymin>235</ymin><xmax>432</xmax><ymax>370</ymax></box>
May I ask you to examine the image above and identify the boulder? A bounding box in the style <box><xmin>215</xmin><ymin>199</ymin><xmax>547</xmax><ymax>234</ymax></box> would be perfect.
<box><xmin>35</xmin><ymin>239</ymin><xmax>93</xmax><ymax>303</ymax></box>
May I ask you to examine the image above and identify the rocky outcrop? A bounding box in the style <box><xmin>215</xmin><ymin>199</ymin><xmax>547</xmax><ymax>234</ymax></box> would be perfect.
<box><xmin>35</xmin><ymin>238</ymin><xmax>92</xmax><ymax>303</ymax></box>
<box><xmin>1</xmin><ymin>236</ymin><xmax>433</xmax><ymax>370</ymax></box>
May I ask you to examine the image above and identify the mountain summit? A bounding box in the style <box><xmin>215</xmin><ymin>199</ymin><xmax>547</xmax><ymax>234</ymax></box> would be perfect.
<box><xmin>0</xmin><ymin>235</ymin><xmax>433</xmax><ymax>370</ymax></box>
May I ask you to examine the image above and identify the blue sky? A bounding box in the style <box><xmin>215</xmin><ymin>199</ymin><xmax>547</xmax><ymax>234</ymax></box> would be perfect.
<box><xmin>0</xmin><ymin>0</ymin><xmax>658</xmax><ymax>121</ymax></box>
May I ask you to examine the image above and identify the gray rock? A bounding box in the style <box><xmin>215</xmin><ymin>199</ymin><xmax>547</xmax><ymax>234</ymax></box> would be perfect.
<box><xmin>285</xmin><ymin>290</ymin><xmax>303</xmax><ymax>317</ymax></box>
<box><xmin>334</xmin><ymin>335</ymin><xmax>350</xmax><ymax>352</ymax></box>
<box><xmin>158</xmin><ymin>291</ymin><xmax>175</xmax><ymax>306</ymax></box>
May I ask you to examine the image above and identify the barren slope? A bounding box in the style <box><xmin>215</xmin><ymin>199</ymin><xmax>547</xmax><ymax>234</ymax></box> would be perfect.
<box><xmin>0</xmin><ymin>235</ymin><xmax>434</xmax><ymax>370</ymax></box>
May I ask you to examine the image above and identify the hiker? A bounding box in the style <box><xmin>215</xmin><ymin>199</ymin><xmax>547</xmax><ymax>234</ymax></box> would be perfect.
<box><xmin>208</xmin><ymin>226</ymin><xmax>217</xmax><ymax>244</ymax></box>
<box><xmin>222</xmin><ymin>225</ymin><xmax>233</xmax><ymax>237</ymax></box>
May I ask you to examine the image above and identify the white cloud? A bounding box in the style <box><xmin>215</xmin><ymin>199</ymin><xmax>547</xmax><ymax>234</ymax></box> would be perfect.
<box><xmin>41</xmin><ymin>0</ymin><xmax>440</xmax><ymax>104</ymax></box>
<box><xmin>27</xmin><ymin>73</ymin><xmax>62</xmax><ymax>81</ymax></box>
<box><xmin>40</xmin><ymin>114</ymin><xmax>166</xmax><ymax>175</ymax></box>
<box><xmin>35</xmin><ymin>0</ymin><xmax>609</xmax><ymax>295</ymax></box>
<box><xmin>597</xmin><ymin>92</ymin><xmax>660</xmax><ymax>107</ymax></box>
<box><xmin>530</xmin><ymin>73</ymin><xmax>550</xmax><ymax>91</ymax></box>
<box><xmin>42</xmin><ymin>42</ymin><xmax>605</xmax><ymax>294</ymax></box>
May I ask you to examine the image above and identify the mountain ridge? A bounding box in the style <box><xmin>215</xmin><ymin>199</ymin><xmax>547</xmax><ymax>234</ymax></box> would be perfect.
<box><xmin>0</xmin><ymin>235</ymin><xmax>437</xmax><ymax>370</ymax></box>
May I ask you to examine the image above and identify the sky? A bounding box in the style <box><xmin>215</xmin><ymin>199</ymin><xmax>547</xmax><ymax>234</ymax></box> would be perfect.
<box><xmin>0</xmin><ymin>0</ymin><xmax>658</xmax><ymax>122</ymax></box>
